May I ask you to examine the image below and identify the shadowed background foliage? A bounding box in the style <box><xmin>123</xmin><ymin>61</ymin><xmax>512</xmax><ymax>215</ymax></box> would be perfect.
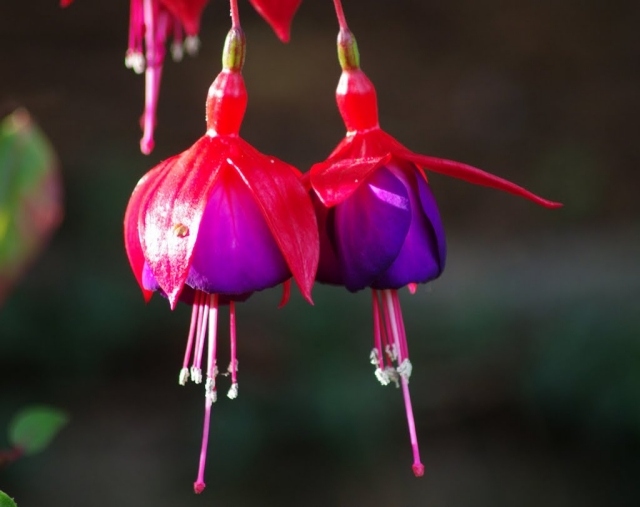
<box><xmin>1</xmin><ymin>0</ymin><xmax>639</xmax><ymax>505</ymax></box>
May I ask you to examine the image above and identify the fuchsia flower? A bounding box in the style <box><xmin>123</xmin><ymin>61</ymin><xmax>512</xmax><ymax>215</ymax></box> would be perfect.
<box><xmin>307</xmin><ymin>26</ymin><xmax>562</xmax><ymax>476</ymax></box>
<box><xmin>61</xmin><ymin>0</ymin><xmax>302</xmax><ymax>154</ymax></box>
<box><xmin>124</xmin><ymin>26</ymin><xmax>318</xmax><ymax>492</ymax></box>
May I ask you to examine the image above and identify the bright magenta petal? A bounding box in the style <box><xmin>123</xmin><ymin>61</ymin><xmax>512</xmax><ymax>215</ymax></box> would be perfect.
<box><xmin>140</xmin><ymin>136</ymin><xmax>226</xmax><ymax>308</ymax></box>
<box><xmin>310</xmin><ymin>154</ymin><xmax>392</xmax><ymax>207</ymax></box>
<box><xmin>231</xmin><ymin>139</ymin><xmax>319</xmax><ymax>303</ymax></box>
<box><xmin>248</xmin><ymin>0</ymin><xmax>301</xmax><ymax>42</ymax></box>
<box><xmin>403</xmin><ymin>151</ymin><xmax>562</xmax><ymax>209</ymax></box>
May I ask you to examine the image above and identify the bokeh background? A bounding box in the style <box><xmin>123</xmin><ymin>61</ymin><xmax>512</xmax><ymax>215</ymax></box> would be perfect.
<box><xmin>2</xmin><ymin>0</ymin><xmax>639</xmax><ymax>505</ymax></box>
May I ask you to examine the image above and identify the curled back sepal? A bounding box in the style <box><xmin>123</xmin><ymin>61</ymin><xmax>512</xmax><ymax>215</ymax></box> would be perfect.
<box><xmin>138</xmin><ymin>136</ymin><xmax>227</xmax><ymax>308</ymax></box>
<box><xmin>248</xmin><ymin>0</ymin><xmax>302</xmax><ymax>42</ymax></box>
<box><xmin>234</xmin><ymin>141</ymin><xmax>319</xmax><ymax>303</ymax></box>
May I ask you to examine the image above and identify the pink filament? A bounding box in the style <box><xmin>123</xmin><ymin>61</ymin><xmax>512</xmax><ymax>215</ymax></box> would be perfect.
<box><xmin>380</xmin><ymin>289</ymin><xmax>424</xmax><ymax>477</ymax></box>
<box><xmin>182</xmin><ymin>291</ymin><xmax>202</xmax><ymax>373</ymax></box>
<box><xmin>194</xmin><ymin>395</ymin><xmax>213</xmax><ymax>493</ymax></box>
<box><xmin>229</xmin><ymin>301</ymin><xmax>238</xmax><ymax>385</ymax></box>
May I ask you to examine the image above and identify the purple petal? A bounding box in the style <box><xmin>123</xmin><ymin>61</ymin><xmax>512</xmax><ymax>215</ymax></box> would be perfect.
<box><xmin>311</xmin><ymin>191</ymin><xmax>344</xmax><ymax>286</ymax></box>
<box><xmin>141</xmin><ymin>263</ymin><xmax>252</xmax><ymax>304</ymax></box>
<box><xmin>372</xmin><ymin>166</ymin><xmax>446</xmax><ymax>289</ymax></box>
<box><xmin>332</xmin><ymin>166</ymin><xmax>411</xmax><ymax>292</ymax></box>
<box><xmin>185</xmin><ymin>167</ymin><xmax>291</xmax><ymax>295</ymax></box>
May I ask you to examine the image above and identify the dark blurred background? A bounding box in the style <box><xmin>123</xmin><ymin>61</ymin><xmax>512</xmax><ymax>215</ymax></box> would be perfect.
<box><xmin>1</xmin><ymin>0</ymin><xmax>639</xmax><ymax>505</ymax></box>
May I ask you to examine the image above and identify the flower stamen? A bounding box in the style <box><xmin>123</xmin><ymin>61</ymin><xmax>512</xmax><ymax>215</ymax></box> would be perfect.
<box><xmin>227</xmin><ymin>301</ymin><xmax>239</xmax><ymax>399</ymax></box>
<box><xmin>370</xmin><ymin>289</ymin><xmax>425</xmax><ymax>477</ymax></box>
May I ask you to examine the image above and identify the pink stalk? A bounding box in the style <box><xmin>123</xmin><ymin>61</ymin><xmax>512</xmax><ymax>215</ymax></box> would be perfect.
<box><xmin>230</xmin><ymin>0</ymin><xmax>241</xmax><ymax>28</ymax></box>
<box><xmin>371</xmin><ymin>290</ymin><xmax>385</xmax><ymax>371</ymax></box>
<box><xmin>192</xmin><ymin>292</ymin><xmax>209</xmax><ymax>383</ymax></box>
<box><xmin>194</xmin><ymin>395</ymin><xmax>213</xmax><ymax>493</ymax></box>
<box><xmin>194</xmin><ymin>294</ymin><xmax>219</xmax><ymax>494</ymax></box>
<box><xmin>140</xmin><ymin>0</ymin><xmax>168</xmax><ymax>154</ymax></box>
<box><xmin>332</xmin><ymin>0</ymin><xmax>349</xmax><ymax>30</ymax></box>
<box><xmin>228</xmin><ymin>301</ymin><xmax>239</xmax><ymax>398</ymax></box>
<box><xmin>180</xmin><ymin>291</ymin><xmax>202</xmax><ymax>384</ymax></box>
<box><xmin>382</xmin><ymin>289</ymin><xmax>424</xmax><ymax>477</ymax></box>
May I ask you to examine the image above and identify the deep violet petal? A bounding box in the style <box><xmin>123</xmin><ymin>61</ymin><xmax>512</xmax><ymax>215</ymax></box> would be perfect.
<box><xmin>186</xmin><ymin>167</ymin><xmax>290</xmax><ymax>295</ymax></box>
<box><xmin>333</xmin><ymin>166</ymin><xmax>411</xmax><ymax>292</ymax></box>
<box><xmin>311</xmin><ymin>191</ymin><xmax>344</xmax><ymax>286</ymax></box>
<box><xmin>372</xmin><ymin>167</ymin><xmax>446</xmax><ymax>289</ymax></box>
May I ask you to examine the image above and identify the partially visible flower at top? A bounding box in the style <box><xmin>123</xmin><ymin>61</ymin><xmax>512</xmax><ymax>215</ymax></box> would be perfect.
<box><xmin>61</xmin><ymin>0</ymin><xmax>302</xmax><ymax>154</ymax></box>
<box><xmin>307</xmin><ymin>19</ymin><xmax>562</xmax><ymax>477</ymax></box>
<box><xmin>61</xmin><ymin>0</ymin><xmax>209</xmax><ymax>154</ymax></box>
<box><xmin>124</xmin><ymin>24</ymin><xmax>318</xmax><ymax>492</ymax></box>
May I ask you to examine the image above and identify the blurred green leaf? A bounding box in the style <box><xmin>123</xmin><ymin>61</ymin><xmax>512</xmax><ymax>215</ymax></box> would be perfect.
<box><xmin>0</xmin><ymin>490</ymin><xmax>17</xmax><ymax>507</ymax></box>
<box><xmin>8</xmin><ymin>406</ymin><xmax>69</xmax><ymax>456</ymax></box>
<box><xmin>0</xmin><ymin>108</ymin><xmax>63</xmax><ymax>305</ymax></box>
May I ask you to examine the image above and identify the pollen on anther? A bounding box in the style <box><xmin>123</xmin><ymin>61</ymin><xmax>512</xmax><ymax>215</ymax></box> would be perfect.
<box><xmin>227</xmin><ymin>383</ymin><xmax>238</xmax><ymax>399</ymax></box>
<box><xmin>185</xmin><ymin>35</ymin><xmax>200</xmax><ymax>56</ymax></box>
<box><xmin>179</xmin><ymin>367</ymin><xmax>190</xmax><ymax>385</ymax></box>
<box><xmin>191</xmin><ymin>367</ymin><xmax>203</xmax><ymax>384</ymax></box>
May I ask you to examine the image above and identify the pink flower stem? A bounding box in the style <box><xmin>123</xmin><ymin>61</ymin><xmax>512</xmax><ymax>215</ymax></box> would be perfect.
<box><xmin>332</xmin><ymin>0</ymin><xmax>349</xmax><ymax>30</ymax></box>
<box><xmin>371</xmin><ymin>290</ymin><xmax>385</xmax><ymax>370</ymax></box>
<box><xmin>229</xmin><ymin>301</ymin><xmax>238</xmax><ymax>386</ymax></box>
<box><xmin>140</xmin><ymin>0</ymin><xmax>168</xmax><ymax>154</ymax></box>
<box><xmin>194</xmin><ymin>395</ymin><xmax>213</xmax><ymax>494</ymax></box>
<box><xmin>382</xmin><ymin>289</ymin><xmax>424</xmax><ymax>477</ymax></box>
<box><xmin>180</xmin><ymin>291</ymin><xmax>202</xmax><ymax>384</ymax></box>
<box><xmin>229</xmin><ymin>0</ymin><xmax>241</xmax><ymax>28</ymax></box>
<box><xmin>192</xmin><ymin>292</ymin><xmax>210</xmax><ymax>382</ymax></box>
<box><xmin>194</xmin><ymin>294</ymin><xmax>219</xmax><ymax>494</ymax></box>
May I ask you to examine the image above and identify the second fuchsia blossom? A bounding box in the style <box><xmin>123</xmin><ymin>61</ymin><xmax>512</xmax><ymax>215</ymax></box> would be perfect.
<box><xmin>307</xmin><ymin>22</ymin><xmax>561</xmax><ymax>476</ymax></box>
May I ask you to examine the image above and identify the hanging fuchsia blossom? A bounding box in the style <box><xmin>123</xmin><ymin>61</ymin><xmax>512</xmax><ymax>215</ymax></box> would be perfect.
<box><xmin>62</xmin><ymin>0</ymin><xmax>209</xmax><ymax>154</ymax></box>
<box><xmin>124</xmin><ymin>24</ymin><xmax>318</xmax><ymax>492</ymax></box>
<box><xmin>307</xmin><ymin>14</ymin><xmax>561</xmax><ymax>477</ymax></box>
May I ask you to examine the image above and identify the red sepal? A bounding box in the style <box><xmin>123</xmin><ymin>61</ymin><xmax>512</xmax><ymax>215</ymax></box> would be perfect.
<box><xmin>310</xmin><ymin>154</ymin><xmax>391</xmax><ymax>207</ymax></box>
<box><xmin>232</xmin><ymin>140</ymin><xmax>319</xmax><ymax>304</ymax></box>
<box><xmin>248</xmin><ymin>0</ymin><xmax>302</xmax><ymax>42</ymax></box>
<box><xmin>311</xmin><ymin>127</ymin><xmax>561</xmax><ymax>210</ymax></box>
<box><xmin>140</xmin><ymin>136</ymin><xmax>226</xmax><ymax>308</ymax></box>
<box><xmin>401</xmin><ymin>151</ymin><xmax>563</xmax><ymax>209</ymax></box>
<box><xmin>124</xmin><ymin>159</ymin><xmax>176</xmax><ymax>302</ymax></box>
<box><xmin>160</xmin><ymin>0</ymin><xmax>209</xmax><ymax>35</ymax></box>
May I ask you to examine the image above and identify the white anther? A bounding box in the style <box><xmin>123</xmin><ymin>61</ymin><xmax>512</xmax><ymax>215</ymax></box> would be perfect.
<box><xmin>384</xmin><ymin>366</ymin><xmax>400</xmax><ymax>388</ymax></box>
<box><xmin>385</xmin><ymin>344</ymin><xmax>398</xmax><ymax>362</ymax></box>
<box><xmin>178</xmin><ymin>367</ymin><xmax>190</xmax><ymax>386</ymax></box>
<box><xmin>205</xmin><ymin>377</ymin><xmax>217</xmax><ymax>402</ymax></box>
<box><xmin>185</xmin><ymin>36</ymin><xmax>200</xmax><ymax>56</ymax></box>
<box><xmin>369</xmin><ymin>348</ymin><xmax>380</xmax><ymax>366</ymax></box>
<box><xmin>125</xmin><ymin>51</ymin><xmax>145</xmax><ymax>74</ymax></box>
<box><xmin>190</xmin><ymin>367</ymin><xmax>203</xmax><ymax>384</ymax></box>
<box><xmin>227</xmin><ymin>383</ymin><xmax>239</xmax><ymax>400</ymax></box>
<box><xmin>374</xmin><ymin>367</ymin><xmax>391</xmax><ymax>386</ymax></box>
<box><xmin>397</xmin><ymin>359</ymin><xmax>413</xmax><ymax>380</ymax></box>
<box><xmin>171</xmin><ymin>42</ymin><xmax>184</xmax><ymax>62</ymax></box>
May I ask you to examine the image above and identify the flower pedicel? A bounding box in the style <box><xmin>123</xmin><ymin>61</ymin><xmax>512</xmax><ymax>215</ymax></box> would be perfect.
<box><xmin>123</xmin><ymin>4</ymin><xmax>318</xmax><ymax>492</ymax></box>
<box><xmin>306</xmin><ymin>0</ymin><xmax>562</xmax><ymax>477</ymax></box>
